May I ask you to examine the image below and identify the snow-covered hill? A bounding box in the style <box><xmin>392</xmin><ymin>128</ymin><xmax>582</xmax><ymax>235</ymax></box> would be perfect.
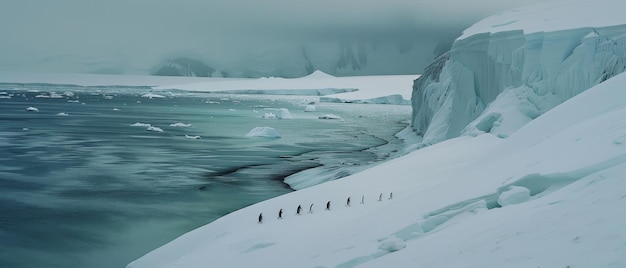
<box><xmin>128</xmin><ymin>0</ymin><xmax>626</xmax><ymax>267</ymax></box>
<box><xmin>412</xmin><ymin>0</ymin><xmax>626</xmax><ymax>145</ymax></box>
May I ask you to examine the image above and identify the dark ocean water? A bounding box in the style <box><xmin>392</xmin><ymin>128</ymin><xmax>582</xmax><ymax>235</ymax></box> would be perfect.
<box><xmin>0</xmin><ymin>84</ymin><xmax>410</xmax><ymax>268</ymax></box>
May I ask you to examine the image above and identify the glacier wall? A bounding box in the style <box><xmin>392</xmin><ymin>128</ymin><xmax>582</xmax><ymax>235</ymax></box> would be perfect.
<box><xmin>411</xmin><ymin>24</ymin><xmax>626</xmax><ymax>144</ymax></box>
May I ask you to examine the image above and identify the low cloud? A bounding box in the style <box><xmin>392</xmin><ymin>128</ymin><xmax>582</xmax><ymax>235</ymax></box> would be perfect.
<box><xmin>0</xmin><ymin>0</ymin><xmax>550</xmax><ymax>75</ymax></box>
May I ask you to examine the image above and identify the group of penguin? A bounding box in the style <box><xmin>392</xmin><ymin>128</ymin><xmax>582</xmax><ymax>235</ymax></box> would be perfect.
<box><xmin>258</xmin><ymin>192</ymin><xmax>393</xmax><ymax>224</ymax></box>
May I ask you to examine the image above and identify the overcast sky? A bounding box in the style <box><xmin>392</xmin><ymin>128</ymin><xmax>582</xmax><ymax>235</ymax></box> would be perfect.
<box><xmin>0</xmin><ymin>0</ymin><xmax>551</xmax><ymax>75</ymax></box>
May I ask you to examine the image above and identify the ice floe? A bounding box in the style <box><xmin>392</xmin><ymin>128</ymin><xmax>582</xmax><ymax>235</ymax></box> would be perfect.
<box><xmin>130</xmin><ymin>122</ymin><xmax>152</xmax><ymax>127</ymax></box>
<box><xmin>246</xmin><ymin>127</ymin><xmax>281</xmax><ymax>138</ymax></box>
<box><xmin>170</xmin><ymin>123</ymin><xmax>192</xmax><ymax>127</ymax></box>
<box><xmin>146</xmin><ymin>126</ymin><xmax>164</xmax><ymax>132</ymax></box>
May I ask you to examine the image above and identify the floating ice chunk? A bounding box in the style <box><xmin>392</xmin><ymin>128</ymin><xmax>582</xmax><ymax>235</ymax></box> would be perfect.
<box><xmin>22</xmin><ymin>128</ymin><xmax>29</xmax><ymax>131</ymax></box>
<box><xmin>276</xmin><ymin>108</ymin><xmax>293</xmax><ymax>119</ymax></box>
<box><xmin>497</xmin><ymin>186</ymin><xmax>531</xmax><ymax>207</ymax></box>
<box><xmin>57</xmin><ymin>112</ymin><xmax>69</xmax><ymax>116</ymax></box>
<box><xmin>130</xmin><ymin>122</ymin><xmax>152</xmax><ymax>127</ymax></box>
<box><xmin>304</xmin><ymin>105</ymin><xmax>317</xmax><ymax>112</ymax></box>
<box><xmin>26</xmin><ymin>107</ymin><xmax>39</xmax><ymax>112</ymax></box>
<box><xmin>185</xmin><ymin>135</ymin><xmax>201</xmax><ymax>139</ymax></box>
<box><xmin>318</xmin><ymin>113</ymin><xmax>341</xmax><ymax>120</ymax></box>
<box><xmin>103</xmin><ymin>95</ymin><xmax>114</xmax><ymax>100</ymax></box>
<box><xmin>141</xmin><ymin>93</ymin><xmax>165</xmax><ymax>99</ymax></box>
<box><xmin>67</xmin><ymin>100</ymin><xmax>79</xmax><ymax>103</ymax></box>
<box><xmin>246</xmin><ymin>127</ymin><xmax>281</xmax><ymax>138</ymax></box>
<box><xmin>378</xmin><ymin>237</ymin><xmax>406</xmax><ymax>252</ymax></box>
<box><xmin>170</xmin><ymin>123</ymin><xmax>192</xmax><ymax>127</ymax></box>
<box><xmin>261</xmin><ymin>112</ymin><xmax>277</xmax><ymax>119</ymax></box>
<box><xmin>146</xmin><ymin>126</ymin><xmax>164</xmax><ymax>132</ymax></box>
<box><xmin>113</xmin><ymin>108</ymin><xmax>120</xmax><ymax>111</ymax></box>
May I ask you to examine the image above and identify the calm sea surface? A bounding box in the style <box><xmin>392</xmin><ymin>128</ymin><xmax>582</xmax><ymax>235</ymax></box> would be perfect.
<box><xmin>0</xmin><ymin>84</ymin><xmax>411</xmax><ymax>268</ymax></box>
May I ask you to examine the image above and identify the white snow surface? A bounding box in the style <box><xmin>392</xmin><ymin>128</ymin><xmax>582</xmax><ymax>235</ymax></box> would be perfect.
<box><xmin>459</xmin><ymin>0</ymin><xmax>626</xmax><ymax>40</ymax></box>
<box><xmin>128</xmin><ymin>65</ymin><xmax>626</xmax><ymax>268</ymax></box>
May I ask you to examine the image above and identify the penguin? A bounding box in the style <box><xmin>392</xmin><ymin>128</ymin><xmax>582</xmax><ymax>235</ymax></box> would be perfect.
<box><xmin>378</xmin><ymin>193</ymin><xmax>383</xmax><ymax>201</ymax></box>
<box><xmin>278</xmin><ymin>209</ymin><xmax>283</xmax><ymax>219</ymax></box>
<box><xmin>308</xmin><ymin>204</ymin><xmax>314</xmax><ymax>214</ymax></box>
<box><xmin>346</xmin><ymin>197</ymin><xmax>351</xmax><ymax>207</ymax></box>
<box><xmin>326</xmin><ymin>201</ymin><xmax>331</xmax><ymax>210</ymax></box>
<box><xmin>258</xmin><ymin>213</ymin><xmax>263</xmax><ymax>224</ymax></box>
<box><xmin>296</xmin><ymin>205</ymin><xmax>302</xmax><ymax>215</ymax></box>
<box><xmin>360</xmin><ymin>195</ymin><xmax>365</xmax><ymax>205</ymax></box>
<box><xmin>389</xmin><ymin>192</ymin><xmax>393</xmax><ymax>200</ymax></box>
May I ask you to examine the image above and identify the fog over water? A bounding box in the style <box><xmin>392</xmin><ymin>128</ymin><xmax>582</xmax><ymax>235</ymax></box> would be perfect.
<box><xmin>1</xmin><ymin>0</ymin><xmax>550</xmax><ymax>76</ymax></box>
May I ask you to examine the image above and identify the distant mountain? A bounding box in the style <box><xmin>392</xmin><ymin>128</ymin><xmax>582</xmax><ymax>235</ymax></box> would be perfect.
<box><xmin>153</xmin><ymin>58</ymin><xmax>228</xmax><ymax>78</ymax></box>
<box><xmin>150</xmin><ymin>40</ymin><xmax>443</xmax><ymax>78</ymax></box>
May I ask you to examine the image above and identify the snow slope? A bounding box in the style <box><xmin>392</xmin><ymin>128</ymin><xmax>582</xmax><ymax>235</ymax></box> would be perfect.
<box><xmin>128</xmin><ymin>63</ymin><xmax>626</xmax><ymax>268</ymax></box>
<box><xmin>411</xmin><ymin>0</ymin><xmax>626</xmax><ymax>144</ymax></box>
<box><xmin>128</xmin><ymin>1</ymin><xmax>626</xmax><ymax>267</ymax></box>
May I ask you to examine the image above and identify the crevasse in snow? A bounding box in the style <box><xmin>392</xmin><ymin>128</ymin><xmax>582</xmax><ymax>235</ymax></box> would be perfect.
<box><xmin>412</xmin><ymin>13</ymin><xmax>626</xmax><ymax>144</ymax></box>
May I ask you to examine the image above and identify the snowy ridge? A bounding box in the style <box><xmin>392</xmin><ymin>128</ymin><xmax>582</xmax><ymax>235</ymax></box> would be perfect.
<box><xmin>129</xmin><ymin>1</ymin><xmax>626</xmax><ymax>267</ymax></box>
<box><xmin>128</xmin><ymin>71</ymin><xmax>626</xmax><ymax>267</ymax></box>
<box><xmin>412</xmin><ymin>0</ymin><xmax>626</xmax><ymax>144</ymax></box>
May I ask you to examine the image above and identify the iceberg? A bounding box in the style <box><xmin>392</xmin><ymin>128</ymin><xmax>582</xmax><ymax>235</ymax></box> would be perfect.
<box><xmin>245</xmin><ymin>127</ymin><xmax>281</xmax><ymax>138</ymax></box>
<box><xmin>26</xmin><ymin>107</ymin><xmax>39</xmax><ymax>112</ymax></box>
<box><xmin>304</xmin><ymin>105</ymin><xmax>317</xmax><ymax>112</ymax></box>
<box><xmin>275</xmin><ymin>108</ymin><xmax>293</xmax><ymax>119</ymax></box>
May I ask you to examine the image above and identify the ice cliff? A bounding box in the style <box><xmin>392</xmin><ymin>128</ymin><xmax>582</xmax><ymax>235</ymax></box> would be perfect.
<box><xmin>411</xmin><ymin>0</ymin><xmax>626</xmax><ymax>144</ymax></box>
